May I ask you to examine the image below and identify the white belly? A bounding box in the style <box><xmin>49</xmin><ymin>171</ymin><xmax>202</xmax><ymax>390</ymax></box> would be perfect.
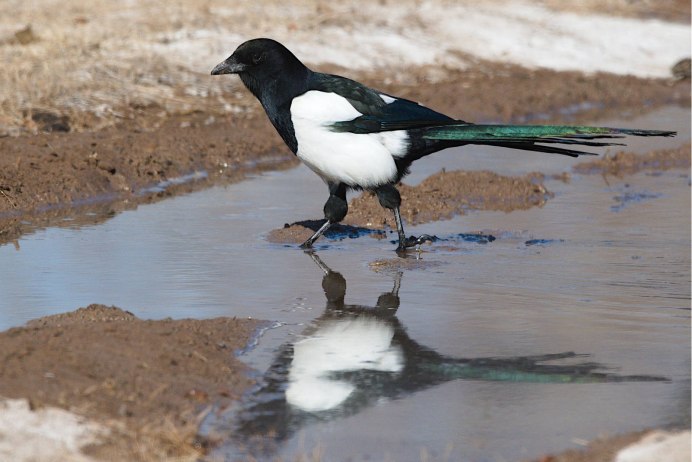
<box><xmin>290</xmin><ymin>91</ymin><xmax>408</xmax><ymax>188</ymax></box>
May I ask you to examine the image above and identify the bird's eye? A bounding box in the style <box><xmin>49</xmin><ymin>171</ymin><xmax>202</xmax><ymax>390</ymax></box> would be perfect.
<box><xmin>252</xmin><ymin>53</ymin><xmax>264</xmax><ymax>64</ymax></box>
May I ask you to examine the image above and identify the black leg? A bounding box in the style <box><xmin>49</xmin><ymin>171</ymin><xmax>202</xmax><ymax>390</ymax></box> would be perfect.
<box><xmin>393</xmin><ymin>207</ymin><xmax>434</xmax><ymax>251</ymax></box>
<box><xmin>376</xmin><ymin>184</ymin><xmax>433</xmax><ymax>251</ymax></box>
<box><xmin>300</xmin><ymin>220</ymin><xmax>332</xmax><ymax>248</ymax></box>
<box><xmin>374</xmin><ymin>270</ymin><xmax>402</xmax><ymax>314</ymax></box>
<box><xmin>393</xmin><ymin>206</ymin><xmax>408</xmax><ymax>249</ymax></box>
<box><xmin>300</xmin><ymin>182</ymin><xmax>348</xmax><ymax>248</ymax></box>
<box><xmin>306</xmin><ymin>252</ymin><xmax>347</xmax><ymax>308</ymax></box>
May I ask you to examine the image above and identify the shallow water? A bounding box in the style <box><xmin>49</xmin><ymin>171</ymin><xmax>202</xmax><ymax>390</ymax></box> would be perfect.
<box><xmin>0</xmin><ymin>107</ymin><xmax>690</xmax><ymax>461</ymax></box>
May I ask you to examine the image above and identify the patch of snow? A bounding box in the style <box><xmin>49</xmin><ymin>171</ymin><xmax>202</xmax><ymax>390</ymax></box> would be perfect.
<box><xmin>100</xmin><ymin>1</ymin><xmax>690</xmax><ymax>79</ymax></box>
<box><xmin>615</xmin><ymin>430</ymin><xmax>691</xmax><ymax>462</ymax></box>
<box><xmin>424</xmin><ymin>1</ymin><xmax>690</xmax><ymax>78</ymax></box>
<box><xmin>0</xmin><ymin>399</ymin><xmax>108</xmax><ymax>462</ymax></box>
<box><xmin>289</xmin><ymin>28</ymin><xmax>467</xmax><ymax>71</ymax></box>
<box><xmin>206</xmin><ymin>1</ymin><xmax>689</xmax><ymax>78</ymax></box>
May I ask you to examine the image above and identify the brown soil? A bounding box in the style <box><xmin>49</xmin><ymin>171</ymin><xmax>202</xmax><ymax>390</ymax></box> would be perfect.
<box><xmin>350</xmin><ymin>171</ymin><xmax>551</xmax><ymax>227</ymax></box>
<box><xmin>573</xmin><ymin>143</ymin><xmax>691</xmax><ymax>176</ymax></box>
<box><xmin>0</xmin><ymin>111</ymin><xmax>296</xmax><ymax>244</ymax></box>
<box><xmin>1</xmin><ymin>64</ymin><xmax>688</xmax><ymax>246</ymax></box>
<box><xmin>0</xmin><ymin>304</ymin><xmax>259</xmax><ymax>461</ymax></box>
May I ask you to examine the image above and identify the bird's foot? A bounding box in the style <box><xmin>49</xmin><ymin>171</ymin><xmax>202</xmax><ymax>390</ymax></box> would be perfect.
<box><xmin>299</xmin><ymin>220</ymin><xmax>332</xmax><ymax>249</ymax></box>
<box><xmin>396</xmin><ymin>234</ymin><xmax>435</xmax><ymax>252</ymax></box>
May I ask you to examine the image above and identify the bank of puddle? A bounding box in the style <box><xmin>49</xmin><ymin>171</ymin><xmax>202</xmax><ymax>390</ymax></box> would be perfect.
<box><xmin>0</xmin><ymin>107</ymin><xmax>689</xmax><ymax>461</ymax></box>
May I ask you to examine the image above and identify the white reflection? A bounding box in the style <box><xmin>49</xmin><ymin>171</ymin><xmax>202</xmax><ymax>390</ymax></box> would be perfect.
<box><xmin>287</xmin><ymin>316</ymin><xmax>403</xmax><ymax>411</ymax></box>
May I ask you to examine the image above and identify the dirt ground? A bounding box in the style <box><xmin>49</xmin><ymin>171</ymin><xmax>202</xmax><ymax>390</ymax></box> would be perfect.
<box><xmin>0</xmin><ymin>2</ymin><xmax>690</xmax><ymax>459</ymax></box>
<box><xmin>572</xmin><ymin>143</ymin><xmax>691</xmax><ymax>176</ymax></box>
<box><xmin>0</xmin><ymin>305</ymin><xmax>259</xmax><ymax>461</ymax></box>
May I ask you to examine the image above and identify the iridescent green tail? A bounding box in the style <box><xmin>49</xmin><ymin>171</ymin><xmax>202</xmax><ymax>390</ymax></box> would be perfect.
<box><xmin>422</xmin><ymin>124</ymin><xmax>676</xmax><ymax>157</ymax></box>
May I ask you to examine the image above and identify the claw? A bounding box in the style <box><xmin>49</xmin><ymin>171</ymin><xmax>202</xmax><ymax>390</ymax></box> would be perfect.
<box><xmin>396</xmin><ymin>234</ymin><xmax>435</xmax><ymax>251</ymax></box>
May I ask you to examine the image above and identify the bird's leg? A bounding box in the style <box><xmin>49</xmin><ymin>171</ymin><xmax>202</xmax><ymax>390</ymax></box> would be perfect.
<box><xmin>393</xmin><ymin>207</ymin><xmax>433</xmax><ymax>251</ymax></box>
<box><xmin>300</xmin><ymin>220</ymin><xmax>332</xmax><ymax>248</ymax></box>
<box><xmin>392</xmin><ymin>206</ymin><xmax>408</xmax><ymax>248</ymax></box>
<box><xmin>300</xmin><ymin>182</ymin><xmax>348</xmax><ymax>248</ymax></box>
<box><xmin>376</xmin><ymin>184</ymin><xmax>433</xmax><ymax>251</ymax></box>
<box><xmin>306</xmin><ymin>250</ymin><xmax>331</xmax><ymax>274</ymax></box>
<box><xmin>374</xmin><ymin>270</ymin><xmax>402</xmax><ymax>314</ymax></box>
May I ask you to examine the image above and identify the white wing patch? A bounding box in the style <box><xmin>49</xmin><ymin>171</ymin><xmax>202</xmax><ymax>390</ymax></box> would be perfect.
<box><xmin>290</xmin><ymin>90</ymin><xmax>409</xmax><ymax>188</ymax></box>
<box><xmin>379</xmin><ymin>94</ymin><xmax>396</xmax><ymax>104</ymax></box>
<box><xmin>290</xmin><ymin>90</ymin><xmax>362</xmax><ymax>124</ymax></box>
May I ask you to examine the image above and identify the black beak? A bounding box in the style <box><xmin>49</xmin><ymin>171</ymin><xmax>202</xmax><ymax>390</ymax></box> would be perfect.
<box><xmin>211</xmin><ymin>56</ymin><xmax>247</xmax><ymax>75</ymax></box>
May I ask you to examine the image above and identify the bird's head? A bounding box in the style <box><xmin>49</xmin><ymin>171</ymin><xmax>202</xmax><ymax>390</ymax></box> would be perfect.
<box><xmin>211</xmin><ymin>38</ymin><xmax>306</xmax><ymax>93</ymax></box>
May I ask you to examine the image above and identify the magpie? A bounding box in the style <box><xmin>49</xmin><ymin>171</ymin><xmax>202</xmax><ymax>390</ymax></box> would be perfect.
<box><xmin>211</xmin><ymin>38</ymin><xmax>675</xmax><ymax>251</ymax></box>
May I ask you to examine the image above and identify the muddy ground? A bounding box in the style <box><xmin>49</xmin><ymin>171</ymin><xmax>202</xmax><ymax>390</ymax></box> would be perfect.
<box><xmin>0</xmin><ymin>305</ymin><xmax>259</xmax><ymax>460</ymax></box>
<box><xmin>0</xmin><ymin>48</ymin><xmax>690</xmax><ymax>461</ymax></box>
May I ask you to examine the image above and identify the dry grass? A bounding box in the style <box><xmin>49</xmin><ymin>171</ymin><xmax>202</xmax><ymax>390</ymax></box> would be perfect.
<box><xmin>0</xmin><ymin>0</ymin><xmax>378</xmax><ymax>133</ymax></box>
<box><xmin>84</xmin><ymin>415</ymin><xmax>205</xmax><ymax>462</ymax></box>
<box><xmin>0</xmin><ymin>0</ymin><xmax>263</xmax><ymax>132</ymax></box>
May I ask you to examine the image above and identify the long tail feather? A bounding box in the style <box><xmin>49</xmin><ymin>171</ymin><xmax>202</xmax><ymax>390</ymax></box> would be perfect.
<box><xmin>422</xmin><ymin>124</ymin><xmax>676</xmax><ymax>157</ymax></box>
<box><xmin>423</xmin><ymin>124</ymin><xmax>676</xmax><ymax>143</ymax></box>
<box><xmin>487</xmin><ymin>142</ymin><xmax>598</xmax><ymax>158</ymax></box>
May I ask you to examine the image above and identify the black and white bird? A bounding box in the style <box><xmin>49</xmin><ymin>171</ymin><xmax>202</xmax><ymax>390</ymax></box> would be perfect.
<box><xmin>211</xmin><ymin>38</ymin><xmax>675</xmax><ymax>251</ymax></box>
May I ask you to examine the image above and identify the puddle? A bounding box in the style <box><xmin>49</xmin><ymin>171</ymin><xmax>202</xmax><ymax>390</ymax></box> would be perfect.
<box><xmin>204</xmin><ymin>254</ymin><xmax>668</xmax><ymax>460</ymax></box>
<box><xmin>137</xmin><ymin>170</ymin><xmax>209</xmax><ymax>196</ymax></box>
<box><xmin>524</xmin><ymin>238</ymin><xmax>565</xmax><ymax>246</ymax></box>
<box><xmin>0</xmin><ymin>107</ymin><xmax>689</xmax><ymax>461</ymax></box>
<box><xmin>610</xmin><ymin>186</ymin><xmax>663</xmax><ymax>212</ymax></box>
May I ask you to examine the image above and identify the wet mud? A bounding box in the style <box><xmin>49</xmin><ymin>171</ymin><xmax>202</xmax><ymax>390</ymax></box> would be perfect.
<box><xmin>572</xmin><ymin>143</ymin><xmax>691</xmax><ymax>176</ymax></box>
<box><xmin>347</xmin><ymin>171</ymin><xmax>551</xmax><ymax>227</ymax></box>
<box><xmin>0</xmin><ymin>305</ymin><xmax>259</xmax><ymax>460</ymax></box>
<box><xmin>0</xmin><ymin>111</ymin><xmax>296</xmax><ymax>244</ymax></box>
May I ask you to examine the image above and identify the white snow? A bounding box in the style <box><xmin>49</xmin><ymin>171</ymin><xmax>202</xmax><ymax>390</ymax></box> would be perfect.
<box><xmin>0</xmin><ymin>399</ymin><xmax>107</xmax><ymax>462</ymax></box>
<box><xmin>424</xmin><ymin>2</ymin><xmax>690</xmax><ymax>78</ymax></box>
<box><xmin>615</xmin><ymin>430</ymin><xmax>691</xmax><ymax>462</ymax></box>
<box><xmin>287</xmin><ymin>2</ymin><xmax>690</xmax><ymax>79</ymax></box>
<box><xmin>152</xmin><ymin>1</ymin><xmax>691</xmax><ymax>79</ymax></box>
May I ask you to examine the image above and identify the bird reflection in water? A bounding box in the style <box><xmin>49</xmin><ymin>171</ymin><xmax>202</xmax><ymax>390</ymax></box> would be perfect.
<box><xmin>213</xmin><ymin>252</ymin><xmax>667</xmax><ymax>457</ymax></box>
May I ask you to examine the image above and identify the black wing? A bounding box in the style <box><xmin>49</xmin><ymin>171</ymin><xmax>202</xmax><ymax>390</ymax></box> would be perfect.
<box><xmin>310</xmin><ymin>72</ymin><xmax>467</xmax><ymax>134</ymax></box>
